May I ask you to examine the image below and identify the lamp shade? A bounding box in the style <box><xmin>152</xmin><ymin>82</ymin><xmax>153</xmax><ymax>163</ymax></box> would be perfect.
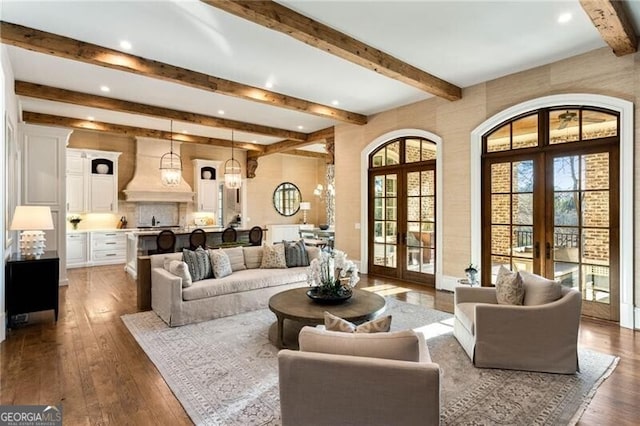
<box><xmin>299</xmin><ymin>202</ymin><xmax>311</xmax><ymax>211</ymax></box>
<box><xmin>10</xmin><ymin>206</ymin><xmax>54</xmax><ymax>230</ymax></box>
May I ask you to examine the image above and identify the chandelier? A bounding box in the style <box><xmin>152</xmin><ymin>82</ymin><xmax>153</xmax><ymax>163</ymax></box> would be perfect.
<box><xmin>159</xmin><ymin>120</ymin><xmax>182</xmax><ymax>187</ymax></box>
<box><xmin>224</xmin><ymin>129</ymin><xmax>242</xmax><ymax>189</ymax></box>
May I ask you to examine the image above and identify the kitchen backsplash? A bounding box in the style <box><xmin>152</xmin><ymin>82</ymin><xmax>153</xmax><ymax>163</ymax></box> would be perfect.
<box><xmin>137</xmin><ymin>202</ymin><xmax>180</xmax><ymax>227</ymax></box>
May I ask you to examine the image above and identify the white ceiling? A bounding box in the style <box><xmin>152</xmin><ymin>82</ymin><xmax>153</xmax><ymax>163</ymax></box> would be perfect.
<box><xmin>1</xmin><ymin>0</ymin><xmax>638</xmax><ymax>151</ymax></box>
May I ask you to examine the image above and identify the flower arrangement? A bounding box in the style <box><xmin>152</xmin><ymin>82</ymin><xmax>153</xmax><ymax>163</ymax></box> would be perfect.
<box><xmin>465</xmin><ymin>263</ymin><xmax>479</xmax><ymax>285</ymax></box>
<box><xmin>307</xmin><ymin>249</ymin><xmax>360</xmax><ymax>298</ymax></box>
<box><xmin>68</xmin><ymin>215</ymin><xmax>82</xmax><ymax>230</ymax></box>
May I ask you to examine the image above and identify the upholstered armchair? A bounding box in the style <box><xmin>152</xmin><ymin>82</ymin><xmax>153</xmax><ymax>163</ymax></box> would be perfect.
<box><xmin>278</xmin><ymin>327</ymin><xmax>440</xmax><ymax>426</ymax></box>
<box><xmin>453</xmin><ymin>272</ymin><xmax>582</xmax><ymax>374</ymax></box>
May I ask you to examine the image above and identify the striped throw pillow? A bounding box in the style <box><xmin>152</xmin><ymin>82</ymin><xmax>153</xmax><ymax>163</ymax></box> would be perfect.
<box><xmin>283</xmin><ymin>239</ymin><xmax>310</xmax><ymax>267</ymax></box>
<box><xmin>182</xmin><ymin>247</ymin><xmax>213</xmax><ymax>281</ymax></box>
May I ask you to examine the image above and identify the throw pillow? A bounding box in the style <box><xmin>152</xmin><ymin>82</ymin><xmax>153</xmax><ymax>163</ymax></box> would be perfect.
<box><xmin>324</xmin><ymin>311</ymin><xmax>392</xmax><ymax>333</ymax></box>
<box><xmin>283</xmin><ymin>239</ymin><xmax>309</xmax><ymax>267</ymax></box>
<box><xmin>182</xmin><ymin>247</ymin><xmax>213</xmax><ymax>282</ymax></box>
<box><xmin>209</xmin><ymin>249</ymin><xmax>232</xmax><ymax>279</ymax></box>
<box><xmin>495</xmin><ymin>266</ymin><xmax>524</xmax><ymax>305</ymax></box>
<box><xmin>221</xmin><ymin>246</ymin><xmax>246</xmax><ymax>272</ymax></box>
<box><xmin>260</xmin><ymin>244</ymin><xmax>287</xmax><ymax>269</ymax></box>
<box><xmin>163</xmin><ymin>259</ymin><xmax>193</xmax><ymax>288</ymax></box>
<box><xmin>243</xmin><ymin>246</ymin><xmax>263</xmax><ymax>269</ymax></box>
<box><xmin>520</xmin><ymin>270</ymin><xmax>562</xmax><ymax>305</ymax></box>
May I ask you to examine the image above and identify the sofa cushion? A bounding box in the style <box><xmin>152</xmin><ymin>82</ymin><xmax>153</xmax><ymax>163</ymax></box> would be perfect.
<box><xmin>163</xmin><ymin>259</ymin><xmax>193</xmax><ymax>288</ymax></box>
<box><xmin>261</xmin><ymin>244</ymin><xmax>287</xmax><ymax>269</ymax></box>
<box><xmin>182</xmin><ymin>267</ymin><xmax>309</xmax><ymax>301</ymax></box>
<box><xmin>243</xmin><ymin>246</ymin><xmax>263</xmax><ymax>269</ymax></box>
<box><xmin>210</xmin><ymin>249</ymin><xmax>232</xmax><ymax>279</ymax></box>
<box><xmin>220</xmin><ymin>246</ymin><xmax>246</xmax><ymax>272</ymax></box>
<box><xmin>182</xmin><ymin>247</ymin><xmax>213</xmax><ymax>281</ymax></box>
<box><xmin>495</xmin><ymin>266</ymin><xmax>524</xmax><ymax>305</ymax></box>
<box><xmin>455</xmin><ymin>302</ymin><xmax>478</xmax><ymax>335</ymax></box>
<box><xmin>283</xmin><ymin>239</ymin><xmax>309</xmax><ymax>267</ymax></box>
<box><xmin>298</xmin><ymin>327</ymin><xmax>429</xmax><ymax>362</ymax></box>
<box><xmin>324</xmin><ymin>311</ymin><xmax>392</xmax><ymax>333</ymax></box>
<box><xmin>520</xmin><ymin>271</ymin><xmax>562</xmax><ymax>305</ymax></box>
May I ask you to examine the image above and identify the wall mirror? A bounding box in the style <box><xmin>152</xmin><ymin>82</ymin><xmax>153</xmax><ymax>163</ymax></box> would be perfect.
<box><xmin>273</xmin><ymin>182</ymin><xmax>301</xmax><ymax>217</ymax></box>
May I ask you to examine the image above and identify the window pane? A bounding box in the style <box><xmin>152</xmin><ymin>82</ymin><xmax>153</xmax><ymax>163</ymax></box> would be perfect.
<box><xmin>583</xmin><ymin>110</ymin><xmax>617</xmax><ymax>140</ymax></box>
<box><xmin>422</xmin><ymin>140</ymin><xmax>437</xmax><ymax>160</ymax></box>
<box><xmin>582</xmin><ymin>228</ymin><xmax>609</xmax><ymax>265</ymax></box>
<box><xmin>512</xmin><ymin>193</ymin><xmax>533</xmax><ymax>225</ymax></box>
<box><xmin>550</xmin><ymin>109</ymin><xmax>580</xmax><ymax>144</ymax></box>
<box><xmin>491</xmin><ymin>194</ymin><xmax>510</xmax><ymax>224</ymax></box>
<box><xmin>374</xmin><ymin>221</ymin><xmax>384</xmax><ymax>240</ymax></box>
<box><xmin>487</xmin><ymin>123</ymin><xmax>510</xmax><ymax>152</ymax></box>
<box><xmin>386</xmin><ymin>222</ymin><xmax>397</xmax><ymax>244</ymax></box>
<box><xmin>582</xmin><ymin>191</ymin><xmax>609</xmax><ymax>227</ymax></box>
<box><xmin>554</xmin><ymin>227</ymin><xmax>580</xmax><ymax>263</ymax></box>
<box><xmin>421</xmin><ymin>171</ymin><xmax>434</xmax><ymax>195</ymax></box>
<box><xmin>374</xmin><ymin>198</ymin><xmax>384</xmax><ymax>220</ymax></box>
<box><xmin>512</xmin><ymin>114</ymin><xmax>538</xmax><ymax>149</ymax></box>
<box><xmin>386</xmin><ymin>245</ymin><xmax>397</xmax><ymax>268</ymax></box>
<box><xmin>512</xmin><ymin>161</ymin><xmax>533</xmax><ymax>193</ymax></box>
<box><xmin>582</xmin><ymin>153</ymin><xmax>609</xmax><ymax>190</ymax></box>
<box><xmin>406</xmin><ymin>139</ymin><xmax>421</xmax><ymax>163</ymax></box>
<box><xmin>491</xmin><ymin>163</ymin><xmax>510</xmax><ymax>193</ymax></box>
<box><xmin>373</xmin><ymin>244</ymin><xmax>386</xmax><ymax>266</ymax></box>
<box><xmin>512</xmin><ymin>225</ymin><xmax>533</xmax><ymax>258</ymax></box>
<box><xmin>407</xmin><ymin>172</ymin><xmax>420</xmax><ymax>196</ymax></box>
<box><xmin>385</xmin><ymin>174</ymin><xmax>397</xmax><ymax>196</ymax></box>
<box><xmin>421</xmin><ymin>196</ymin><xmax>434</xmax><ymax>221</ymax></box>
<box><xmin>386</xmin><ymin>142</ymin><xmax>400</xmax><ymax>165</ymax></box>
<box><xmin>374</xmin><ymin>175</ymin><xmax>384</xmax><ymax>196</ymax></box>
<box><xmin>555</xmin><ymin>262</ymin><xmax>578</xmax><ymax>289</ymax></box>
<box><xmin>554</xmin><ymin>192</ymin><xmax>579</xmax><ymax>226</ymax></box>
<box><xmin>491</xmin><ymin>225</ymin><xmax>510</xmax><ymax>255</ymax></box>
<box><xmin>386</xmin><ymin>198</ymin><xmax>396</xmax><ymax>221</ymax></box>
<box><xmin>583</xmin><ymin>265</ymin><xmax>610</xmax><ymax>303</ymax></box>
<box><xmin>491</xmin><ymin>255</ymin><xmax>511</xmax><ymax>284</ymax></box>
<box><xmin>372</xmin><ymin>149</ymin><xmax>385</xmax><ymax>167</ymax></box>
<box><xmin>407</xmin><ymin>197</ymin><xmax>419</xmax><ymax>221</ymax></box>
<box><xmin>554</xmin><ymin>156</ymin><xmax>580</xmax><ymax>190</ymax></box>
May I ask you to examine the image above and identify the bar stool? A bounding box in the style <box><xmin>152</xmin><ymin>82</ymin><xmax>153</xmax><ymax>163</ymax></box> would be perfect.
<box><xmin>189</xmin><ymin>228</ymin><xmax>207</xmax><ymax>250</ymax></box>
<box><xmin>155</xmin><ymin>230</ymin><xmax>176</xmax><ymax>254</ymax></box>
<box><xmin>221</xmin><ymin>227</ymin><xmax>237</xmax><ymax>246</ymax></box>
<box><xmin>248</xmin><ymin>226</ymin><xmax>263</xmax><ymax>246</ymax></box>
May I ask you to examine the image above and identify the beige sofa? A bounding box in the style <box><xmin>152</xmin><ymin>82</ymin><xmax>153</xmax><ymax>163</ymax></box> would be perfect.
<box><xmin>151</xmin><ymin>245</ymin><xmax>320</xmax><ymax>326</ymax></box>
<box><xmin>279</xmin><ymin>327</ymin><xmax>440</xmax><ymax>426</ymax></box>
<box><xmin>453</xmin><ymin>280</ymin><xmax>582</xmax><ymax>374</ymax></box>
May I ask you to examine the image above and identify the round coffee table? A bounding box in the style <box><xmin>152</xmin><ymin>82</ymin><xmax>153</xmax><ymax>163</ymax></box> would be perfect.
<box><xmin>268</xmin><ymin>287</ymin><xmax>386</xmax><ymax>349</ymax></box>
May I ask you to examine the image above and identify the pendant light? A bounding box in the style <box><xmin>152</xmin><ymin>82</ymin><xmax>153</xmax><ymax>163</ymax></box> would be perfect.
<box><xmin>224</xmin><ymin>129</ymin><xmax>242</xmax><ymax>189</ymax></box>
<box><xmin>160</xmin><ymin>120</ymin><xmax>182</xmax><ymax>187</ymax></box>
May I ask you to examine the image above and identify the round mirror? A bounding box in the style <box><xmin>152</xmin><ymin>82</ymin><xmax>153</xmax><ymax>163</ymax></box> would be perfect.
<box><xmin>273</xmin><ymin>182</ymin><xmax>301</xmax><ymax>216</ymax></box>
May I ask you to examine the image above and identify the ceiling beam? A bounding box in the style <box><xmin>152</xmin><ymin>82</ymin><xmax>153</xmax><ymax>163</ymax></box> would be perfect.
<box><xmin>251</xmin><ymin>126</ymin><xmax>334</xmax><ymax>157</ymax></box>
<box><xmin>15</xmin><ymin>81</ymin><xmax>307</xmax><ymax>141</ymax></box>
<box><xmin>1</xmin><ymin>21</ymin><xmax>367</xmax><ymax>125</ymax></box>
<box><xmin>579</xmin><ymin>0</ymin><xmax>638</xmax><ymax>56</ymax></box>
<box><xmin>306</xmin><ymin>126</ymin><xmax>335</xmax><ymax>143</ymax></box>
<box><xmin>204</xmin><ymin>0</ymin><xmax>462</xmax><ymax>101</ymax></box>
<box><xmin>22</xmin><ymin>111</ymin><xmax>266</xmax><ymax>152</ymax></box>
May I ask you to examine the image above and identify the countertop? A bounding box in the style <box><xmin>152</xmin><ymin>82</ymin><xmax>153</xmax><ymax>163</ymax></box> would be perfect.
<box><xmin>68</xmin><ymin>226</ymin><xmax>264</xmax><ymax>236</ymax></box>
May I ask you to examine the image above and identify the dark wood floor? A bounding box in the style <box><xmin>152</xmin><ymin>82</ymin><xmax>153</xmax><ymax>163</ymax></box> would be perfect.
<box><xmin>1</xmin><ymin>264</ymin><xmax>638</xmax><ymax>425</ymax></box>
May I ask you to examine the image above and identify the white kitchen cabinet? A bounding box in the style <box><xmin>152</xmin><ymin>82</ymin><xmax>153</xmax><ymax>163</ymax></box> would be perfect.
<box><xmin>66</xmin><ymin>148</ymin><xmax>121</xmax><ymax>214</ymax></box>
<box><xmin>90</xmin><ymin>231</ymin><xmax>126</xmax><ymax>265</ymax></box>
<box><xmin>192</xmin><ymin>159</ymin><xmax>221</xmax><ymax>214</ymax></box>
<box><xmin>266</xmin><ymin>224</ymin><xmax>303</xmax><ymax>245</ymax></box>
<box><xmin>66</xmin><ymin>232</ymin><xmax>88</xmax><ymax>268</ymax></box>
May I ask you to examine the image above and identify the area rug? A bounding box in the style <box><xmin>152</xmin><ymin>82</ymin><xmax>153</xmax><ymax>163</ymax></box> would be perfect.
<box><xmin>122</xmin><ymin>299</ymin><xmax>618</xmax><ymax>426</ymax></box>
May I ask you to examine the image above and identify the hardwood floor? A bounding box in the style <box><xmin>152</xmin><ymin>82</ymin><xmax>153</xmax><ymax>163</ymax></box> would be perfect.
<box><xmin>1</xmin><ymin>265</ymin><xmax>638</xmax><ymax>425</ymax></box>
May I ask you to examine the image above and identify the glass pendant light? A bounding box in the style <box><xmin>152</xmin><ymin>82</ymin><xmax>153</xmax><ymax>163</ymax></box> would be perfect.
<box><xmin>159</xmin><ymin>120</ymin><xmax>182</xmax><ymax>187</ymax></box>
<box><xmin>224</xmin><ymin>129</ymin><xmax>242</xmax><ymax>189</ymax></box>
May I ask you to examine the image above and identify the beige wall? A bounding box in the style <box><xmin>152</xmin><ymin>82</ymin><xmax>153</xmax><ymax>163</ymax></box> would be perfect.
<box><xmin>334</xmin><ymin>47</ymin><xmax>639</xmax><ymax>307</ymax></box>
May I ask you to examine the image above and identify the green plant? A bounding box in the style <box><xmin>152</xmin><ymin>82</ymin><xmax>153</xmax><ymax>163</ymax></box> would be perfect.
<box><xmin>465</xmin><ymin>263</ymin><xmax>478</xmax><ymax>273</ymax></box>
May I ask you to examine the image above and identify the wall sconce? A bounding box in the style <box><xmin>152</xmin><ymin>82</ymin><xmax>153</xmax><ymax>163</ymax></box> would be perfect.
<box><xmin>10</xmin><ymin>205</ymin><xmax>54</xmax><ymax>258</ymax></box>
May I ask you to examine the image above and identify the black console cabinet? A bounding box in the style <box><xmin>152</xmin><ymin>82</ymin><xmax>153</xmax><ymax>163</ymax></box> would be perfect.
<box><xmin>5</xmin><ymin>251</ymin><xmax>59</xmax><ymax>327</ymax></box>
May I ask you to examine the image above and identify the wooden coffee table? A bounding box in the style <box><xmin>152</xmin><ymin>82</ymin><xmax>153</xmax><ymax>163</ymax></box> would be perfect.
<box><xmin>268</xmin><ymin>287</ymin><xmax>386</xmax><ymax>349</ymax></box>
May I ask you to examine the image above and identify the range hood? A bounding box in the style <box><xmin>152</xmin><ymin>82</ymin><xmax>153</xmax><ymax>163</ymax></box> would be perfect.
<box><xmin>123</xmin><ymin>137</ymin><xmax>194</xmax><ymax>203</ymax></box>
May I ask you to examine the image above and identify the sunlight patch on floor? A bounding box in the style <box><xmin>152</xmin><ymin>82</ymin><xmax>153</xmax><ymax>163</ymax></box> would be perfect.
<box><xmin>361</xmin><ymin>284</ymin><xmax>411</xmax><ymax>297</ymax></box>
<box><xmin>413</xmin><ymin>321</ymin><xmax>453</xmax><ymax>340</ymax></box>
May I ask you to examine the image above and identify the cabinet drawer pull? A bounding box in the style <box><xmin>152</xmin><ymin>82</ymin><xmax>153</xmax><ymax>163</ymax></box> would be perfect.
<box><xmin>104</xmin><ymin>233</ymin><xmax>116</xmax><ymax>236</ymax></box>
<box><xmin>106</xmin><ymin>253</ymin><xmax>116</xmax><ymax>257</ymax></box>
<box><xmin>105</xmin><ymin>242</ymin><xmax>117</xmax><ymax>245</ymax></box>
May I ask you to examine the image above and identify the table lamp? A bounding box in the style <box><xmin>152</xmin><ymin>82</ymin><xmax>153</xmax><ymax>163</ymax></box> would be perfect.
<box><xmin>299</xmin><ymin>201</ymin><xmax>311</xmax><ymax>224</ymax></box>
<box><xmin>10</xmin><ymin>205</ymin><xmax>54</xmax><ymax>258</ymax></box>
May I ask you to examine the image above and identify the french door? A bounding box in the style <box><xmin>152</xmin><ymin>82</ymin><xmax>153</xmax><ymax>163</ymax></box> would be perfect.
<box><xmin>482</xmin><ymin>107</ymin><xmax>619</xmax><ymax>321</ymax></box>
<box><xmin>368</xmin><ymin>138</ymin><xmax>436</xmax><ymax>286</ymax></box>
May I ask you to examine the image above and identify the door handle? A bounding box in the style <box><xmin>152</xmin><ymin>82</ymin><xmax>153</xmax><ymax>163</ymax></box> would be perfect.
<box><xmin>545</xmin><ymin>242</ymin><xmax>551</xmax><ymax>259</ymax></box>
<box><xmin>534</xmin><ymin>242</ymin><xmax>540</xmax><ymax>258</ymax></box>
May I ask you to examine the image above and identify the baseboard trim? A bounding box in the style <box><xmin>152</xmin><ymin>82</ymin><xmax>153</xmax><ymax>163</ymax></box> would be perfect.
<box><xmin>439</xmin><ymin>275</ymin><xmax>459</xmax><ymax>292</ymax></box>
<box><xmin>0</xmin><ymin>312</ymin><xmax>6</xmax><ymax>343</ymax></box>
<box><xmin>59</xmin><ymin>278</ymin><xmax>69</xmax><ymax>287</ymax></box>
<box><xmin>633</xmin><ymin>306</ymin><xmax>640</xmax><ymax>330</ymax></box>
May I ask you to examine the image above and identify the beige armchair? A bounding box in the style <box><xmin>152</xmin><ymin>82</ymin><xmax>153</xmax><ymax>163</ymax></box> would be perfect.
<box><xmin>278</xmin><ymin>327</ymin><xmax>440</xmax><ymax>426</ymax></box>
<box><xmin>453</xmin><ymin>284</ymin><xmax>582</xmax><ymax>374</ymax></box>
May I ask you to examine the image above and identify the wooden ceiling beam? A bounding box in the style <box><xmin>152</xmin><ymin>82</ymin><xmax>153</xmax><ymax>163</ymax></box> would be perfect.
<box><xmin>306</xmin><ymin>126</ymin><xmax>334</xmax><ymax>143</ymax></box>
<box><xmin>22</xmin><ymin>111</ymin><xmax>266</xmax><ymax>152</ymax></box>
<box><xmin>16</xmin><ymin>81</ymin><xmax>308</xmax><ymax>141</ymax></box>
<box><xmin>1</xmin><ymin>21</ymin><xmax>367</xmax><ymax>125</ymax></box>
<box><xmin>204</xmin><ymin>0</ymin><xmax>462</xmax><ymax>101</ymax></box>
<box><xmin>579</xmin><ymin>0</ymin><xmax>638</xmax><ymax>56</ymax></box>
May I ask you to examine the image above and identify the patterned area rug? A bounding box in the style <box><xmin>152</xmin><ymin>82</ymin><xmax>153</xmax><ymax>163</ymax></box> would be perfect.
<box><xmin>122</xmin><ymin>299</ymin><xmax>618</xmax><ymax>426</ymax></box>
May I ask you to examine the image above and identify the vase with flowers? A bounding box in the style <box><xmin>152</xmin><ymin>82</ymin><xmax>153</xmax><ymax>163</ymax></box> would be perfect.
<box><xmin>306</xmin><ymin>249</ymin><xmax>360</xmax><ymax>304</ymax></box>
<box><xmin>465</xmin><ymin>263</ymin><xmax>479</xmax><ymax>286</ymax></box>
<box><xmin>68</xmin><ymin>215</ymin><xmax>82</xmax><ymax>230</ymax></box>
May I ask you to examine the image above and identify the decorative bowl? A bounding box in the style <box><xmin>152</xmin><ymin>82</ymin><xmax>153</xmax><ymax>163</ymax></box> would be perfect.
<box><xmin>202</xmin><ymin>170</ymin><xmax>212</xmax><ymax>179</ymax></box>
<box><xmin>319</xmin><ymin>224</ymin><xmax>329</xmax><ymax>230</ymax></box>
<box><xmin>306</xmin><ymin>287</ymin><xmax>352</xmax><ymax>304</ymax></box>
<box><xmin>96</xmin><ymin>164</ymin><xmax>109</xmax><ymax>174</ymax></box>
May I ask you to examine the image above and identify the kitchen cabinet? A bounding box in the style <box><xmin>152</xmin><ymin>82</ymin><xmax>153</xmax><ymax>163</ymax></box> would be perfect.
<box><xmin>66</xmin><ymin>148</ymin><xmax>121</xmax><ymax>214</ymax></box>
<box><xmin>90</xmin><ymin>231</ymin><xmax>126</xmax><ymax>265</ymax></box>
<box><xmin>192</xmin><ymin>159</ymin><xmax>221</xmax><ymax>214</ymax></box>
<box><xmin>66</xmin><ymin>232</ymin><xmax>88</xmax><ymax>268</ymax></box>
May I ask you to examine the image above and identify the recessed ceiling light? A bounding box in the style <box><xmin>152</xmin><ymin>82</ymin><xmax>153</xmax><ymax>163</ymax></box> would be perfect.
<box><xmin>120</xmin><ymin>40</ymin><xmax>132</xmax><ymax>50</ymax></box>
<box><xmin>218</xmin><ymin>110</ymin><xmax>225</xmax><ymax>115</ymax></box>
<box><xmin>557</xmin><ymin>13</ymin><xmax>572</xmax><ymax>24</ymax></box>
<box><xmin>297</xmin><ymin>125</ymin><xmax>304</xmax><ymax>130</ymax></box>
<box><xmin>100</xmin><ymin>85</ymin><xmax>110</xmax><ymax>92</ymax></box>
<box><xmin>87</xmin><ymin>116</ymin><xmax>95</xmax><ymax>121</ymax></box>
<box><xmin>331</xmin><ymin>100</ymin><xmax>339</xmax><ymax>106</ymax></box>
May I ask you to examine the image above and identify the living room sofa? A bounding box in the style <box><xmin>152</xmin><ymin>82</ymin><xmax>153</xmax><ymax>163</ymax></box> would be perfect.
<box><xmin>151</xmin><ymin>245</ymin><xmax>320</xmax><ymax>326</ymax></box>
<box><xmin>453</xmin><ymin>272</ymin><xmax>582</xmax><ymax>374</ymax></box>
